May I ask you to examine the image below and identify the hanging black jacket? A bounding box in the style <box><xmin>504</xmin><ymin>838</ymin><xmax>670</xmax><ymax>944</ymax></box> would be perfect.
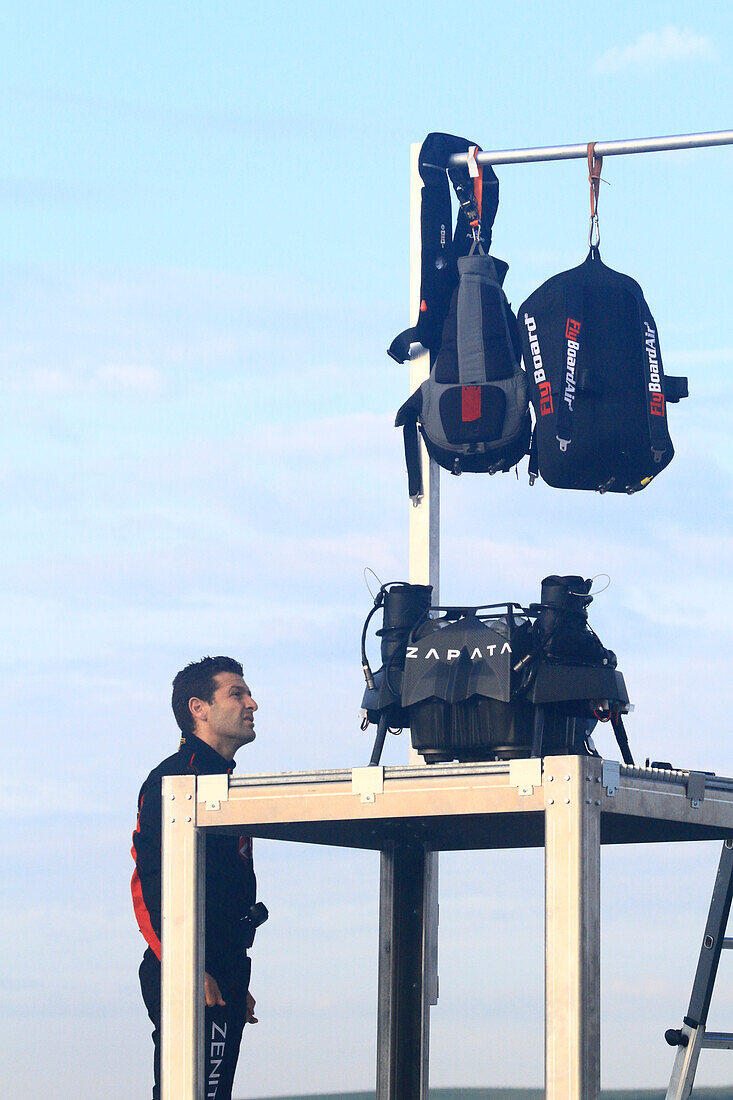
<box><xmin>131</xmin><ymin>733</ymin><xmax>257</xmax><ymax>983</ymax></box>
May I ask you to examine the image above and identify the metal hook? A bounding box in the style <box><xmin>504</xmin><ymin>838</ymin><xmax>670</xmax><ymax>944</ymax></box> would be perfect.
<box><xmin>587</xmin><ymin>141</ymin><xmax>604</xmax><ymax>249</ymax></box>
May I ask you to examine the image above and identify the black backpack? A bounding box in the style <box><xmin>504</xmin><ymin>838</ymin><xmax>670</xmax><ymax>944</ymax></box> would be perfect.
<box><xmin>391</xmin><ymin>133</ymin><xmax>531</xmax><ymax>497</ymax></box>
<box><xmin>518</xmin><ymin>247</ymin><xmax>688</xmax><ymax>493</ymax></box>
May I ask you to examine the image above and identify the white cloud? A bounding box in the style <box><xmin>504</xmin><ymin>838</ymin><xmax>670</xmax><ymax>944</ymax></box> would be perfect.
<box><xmin>25</xmin><ymin>367</ymin><xmax>76</xmax><ymax>395</ymax></box>
<box><xmin>96</xmin><ymin>363</ymin><xmax>163</xmax><ymax>393</ymax></box>
<box><xmin>594</xmin><ymin>26</ymin><xmax>715</xmax><ymax>74</ymax></box>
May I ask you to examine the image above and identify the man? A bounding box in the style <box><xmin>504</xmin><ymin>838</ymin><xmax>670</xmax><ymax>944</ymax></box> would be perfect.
<box><xmin>132</xmin><ymin>656</ymin><xmax>261</xmax><ymax>1100</ymax></box>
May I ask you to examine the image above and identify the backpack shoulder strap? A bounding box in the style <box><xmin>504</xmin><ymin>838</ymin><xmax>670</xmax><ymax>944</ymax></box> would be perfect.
<box><xmin>555</xmin><ymin>263</ymin><xmax>587</xmax><ymax>452</ymax></box>
<box><xmin>637</xmin><ymin>303</ymin><xmax>671</xmax><ymax>467</ymax></box>
<box><xmin>395</xmin><ymin>389</ymin><xmax>424</xmax><ymax>499</ymax></box>
<box><xmin>388</xmin><ymin>133</ymin><xmax>499</xmax><ymax>363</ymax></box>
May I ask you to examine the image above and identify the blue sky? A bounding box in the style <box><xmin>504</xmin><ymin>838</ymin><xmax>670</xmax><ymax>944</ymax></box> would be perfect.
<box><xmin>2</xmin><ymin>3</ymin><xmax>732</xmax><ymax>1097</ymax></box>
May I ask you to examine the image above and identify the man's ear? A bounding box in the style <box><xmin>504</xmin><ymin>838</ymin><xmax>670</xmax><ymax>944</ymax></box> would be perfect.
<box><xmin>188</xmin><ymin>696</ymin><xmax>208</xmax><ymax>727</ymax></box>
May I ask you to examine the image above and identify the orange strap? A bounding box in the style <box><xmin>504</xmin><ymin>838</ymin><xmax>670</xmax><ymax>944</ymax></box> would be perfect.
<box><xmin>467</xmin><ymin>145</ymin><xmax>483</xmax><ymax>221</ymax></box>
<box><xmin>587</xmin><ymin>141</ymin><xmax>603</xmax><ymax>220</ymax></box>
<box><xmin>474</xmin><ymin>167</ymin><xmax>483</xmax><ymax>220</ymax></box>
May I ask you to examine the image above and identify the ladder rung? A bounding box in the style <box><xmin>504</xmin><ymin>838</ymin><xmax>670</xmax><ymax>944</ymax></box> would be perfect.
<box><xmin>702</xmin><ymin>1031</ymin><xmax>733</xmax><ymax>1049</ymax></box>
<box><xmin>722</xmin><ymin>937</ymin><xmax>733</xmax><ymax>949</ymax></box>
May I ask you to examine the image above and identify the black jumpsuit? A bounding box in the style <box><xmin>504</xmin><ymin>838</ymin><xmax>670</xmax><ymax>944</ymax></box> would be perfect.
<box><xmin>131</xmin><ymin>734</ymin><xmax>257</xmax><ymax>1100</ymax></box>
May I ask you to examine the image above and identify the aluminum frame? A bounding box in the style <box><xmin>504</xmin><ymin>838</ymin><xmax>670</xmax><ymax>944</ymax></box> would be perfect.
<box><xmin>159</xmin><ymin>128</ymin><xmax>733</xmax><ymax>1098</ymax></box>
<box><xmin>160</xmin><ymin>757</ymin><xmax>733</xmax><ymax>1100</ymax></box>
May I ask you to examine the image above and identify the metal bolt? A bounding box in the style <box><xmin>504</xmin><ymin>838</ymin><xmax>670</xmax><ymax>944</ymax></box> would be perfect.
<box><xmin>186</xmin><ymin>816</ymin><xmax>192</xmax><ymax>823</ymax></box>
<box><xmin>565</xmin><ymin>798</ymin><xmax>571</xmax><ymax>804</ymax></box>
<box><xmin>595</xmin><ymin>800</ymin><xmax>601</xmax><ymax>806</ymax></box>
<box><xmin>548</xmin><ymin>798</ymin><xmax>554</xmax><ymax>805</ymax></box>
<box><xmin>596</xmin><ymin>777</ymin><xmax>602</xmax><ymax>783</ymax></box>
<box><xmin>186</xmin><ymin>793</ymin><xmax>192</xmax><ymax>800</ymax></box>
<box><xmin>586</xmin><ymin>776</ymin><xmax>592</xmax><ymax>782</ymax></box>
<box><xmin>565</xmin><ymin>775</ymin><xmax>571</xmax><ymax>781</ymax></box>
<box><xmin>170</xmin><ymin>817</ymin><xmax>176</xmax><ymax>823</ymax></box>
<box><xmin>586</xmin><ymin>798</ymin><xmax>592</xmax><ymax>805</ymax></box>
<box><xmin>548</xmin><ymin>775</ymin><xmax>554</xmax><ymax>782</ymax></box>
<box><xmin>170</xmin><ymin>794</ymin><xmax>175</xmax><ymax>800</ymax></box>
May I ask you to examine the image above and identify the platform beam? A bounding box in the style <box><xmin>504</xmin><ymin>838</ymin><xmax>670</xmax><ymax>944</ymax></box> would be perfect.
<box><xmin>161</xmin><ymin>760</ymin><xmax>733</xmax><ymax>1097</ymax></box>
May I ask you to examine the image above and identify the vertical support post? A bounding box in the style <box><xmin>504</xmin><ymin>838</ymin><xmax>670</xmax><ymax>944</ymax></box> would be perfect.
<box><xmin>407</xmin><ymin>140</ymin><xmax>440</xmax><ymax>616</ymax></box>
<box><xmin>406</xmin><ymin>140</ymin><xmax>440</xmax><ymax>1096</ymax></box>
<box><xmin>161</xmin><ymin>774</ymin><xmax>205</xmax><ymax>1100</ymax></box>
<box><xmin>377</xmin><ymin>844</ymin><xmax>431</xmax><ymax>1100</ymax></box>
<box><xmin>544</xmin><ymin>755</ymin><xmax>602</xmax><ymax>1100</ymax></box>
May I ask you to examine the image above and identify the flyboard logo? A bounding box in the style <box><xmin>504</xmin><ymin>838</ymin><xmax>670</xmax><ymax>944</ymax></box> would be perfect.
<box><xmin>563</xmin><ymin>317</ymin><xmax>581</xmax><ymax>412</ymax></box>
<box><xmin>406</xmin><ymin>642</ymin><xmax>512</xmax><ymax>661</ymax></box>
<box><xmin>644</xmin><ymin>321</ymin><xmax>665</xmax><ymax>416</ymax></box>
<box><xmin>523</xmin><ymin>314</ymin><xmax>553</xmax><ymax>416</ymax></box>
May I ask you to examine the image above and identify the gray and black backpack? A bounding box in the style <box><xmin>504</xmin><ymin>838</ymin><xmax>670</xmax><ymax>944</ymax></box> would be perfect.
<box><xmin>392</xmin><ymin>133</ymin><xmax>531</xmax><ymax>499</ymax></box>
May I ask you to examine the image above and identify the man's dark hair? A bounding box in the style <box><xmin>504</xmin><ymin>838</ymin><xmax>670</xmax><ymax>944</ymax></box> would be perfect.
<box><xmin>172</xmin><ymin>656</ymin><xmax>244</xmax><ymax>737</ymax></box>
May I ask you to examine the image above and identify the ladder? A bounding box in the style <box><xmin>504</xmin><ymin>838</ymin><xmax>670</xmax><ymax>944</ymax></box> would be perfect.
<box><xmin>664</xmin><ymin>837</ymin><xmax>733</xmax><ymax>1099</ymax></box>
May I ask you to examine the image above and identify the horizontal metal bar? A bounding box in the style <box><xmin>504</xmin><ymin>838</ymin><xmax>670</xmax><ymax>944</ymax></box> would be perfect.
<box><xmin>226</xmin><ymin>760</ymin><xmax>733</xmax><ymax>795</ymax></box>
<box><xmin>723</xmin><ymin>938</ymin><xmax>733</xmax><ymax>949</ymax></box>
<box><xmin>620</xmin><ymin>765</ymin><xmax>733</xmax><ymax>794</ymax></box>
<box><xmin>448</xmin><ymin>130</ymin><xmax>733</xmax><ymax>167</ymax></box>
<box><xmin>230</xmin><ymin>760</ymin><xmax>512</xmax><ymax>789</ymax></box>
<box><xmin>701</xmin><ymin>1031</ymin><xmax>733</xmax><ymax>1049</ymax></box>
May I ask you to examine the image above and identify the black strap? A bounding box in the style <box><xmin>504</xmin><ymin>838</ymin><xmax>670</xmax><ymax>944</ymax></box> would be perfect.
<box><xmin>388</xmin><ymin>327</ymin><xmax>418</xmax><ymax>365</ymax></box>
<box><xmin>402</xmin><ymin>413</ymin><xmax>423</xmax><ymax>499</ymax></box>
<box><xmin>528</xmin><ymin>428</ymin><xmax>539</xmax><ymax>484</ymax></box>
<box><xmin>555</xmin><ymin>276</ymin><xmax>585</xmax><ymax>452</ymax></box>
<box><xmin>638</xmin><ymin>305</ymin><xmax>669</xmax><ymax>466</ymax></box>
<box><xmin>389</xmin><ymin>134</ymin><xmax>500</xmax><ymax>359</ymax></box>
<box><xmin>610</xmin><ymin>708</ymin><xmax>634</xmax><ymax>766</ymax></box>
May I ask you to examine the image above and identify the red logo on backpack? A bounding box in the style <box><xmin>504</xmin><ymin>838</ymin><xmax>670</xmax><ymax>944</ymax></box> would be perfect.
<box><xmin>539</xmin><ymin>380</ymin><xmax>553</xmax><ymax>416</ymax></box>
<box><xmin>650</xmin><ymin>393</ymin><xmax>665</xmax><ymax>417</ymax></box>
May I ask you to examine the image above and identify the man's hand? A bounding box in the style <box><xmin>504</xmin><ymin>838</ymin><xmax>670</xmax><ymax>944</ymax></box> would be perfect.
<box><xmin>204</xmin><ymin>972</ymin><xmax>226</xmax><ymax>1007</ymax></box>
<box><xmin>246</xmin><ymin>990</ymin><xmax>258</xmax><ymax>1024</ymax></box>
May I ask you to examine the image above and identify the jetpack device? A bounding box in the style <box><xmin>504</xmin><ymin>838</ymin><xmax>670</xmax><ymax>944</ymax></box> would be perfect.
<box><xmin>360</xmin><ymin>576</ymin><xmax>634</xmax><ymax>766</ymax></box>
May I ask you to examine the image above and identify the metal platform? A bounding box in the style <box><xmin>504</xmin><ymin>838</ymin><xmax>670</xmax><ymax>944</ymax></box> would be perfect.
<box><xmin>160</xmin><ymin>754</ymin><xmax>733</xmax><ymax>1100</ymax></box>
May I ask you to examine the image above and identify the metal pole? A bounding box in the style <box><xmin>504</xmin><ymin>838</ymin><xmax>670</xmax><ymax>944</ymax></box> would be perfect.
<box><xmin>408</xmin><ymin>140</ymin><xmax>441</xmax><ymax>1036</ymax></box>
<box><xmin>376</xmin><ymin>142</ymin><xmax>440</xmax><ymax>1100</ymax></box>
<box><xmin>544</xmin><ymin>755</ymin><xmax>602</xmax><ymax>1100</ymax></box>
<box><xmin>408</xmin><ymin>140</ymin><xmax>440</xmax><ymax>611</ymax></box>
<box><xmin>161</xmin><ymin>774</ymin><xmax>205</xmax><ymax>1100</ymax></box>
<box><xmin>447</xmin><ymin>129</ymin><xmax>733</xmax><ymax>168</ymax></box>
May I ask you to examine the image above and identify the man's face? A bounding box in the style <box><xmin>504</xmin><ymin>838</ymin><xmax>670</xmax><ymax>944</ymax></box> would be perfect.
<box><xmin>204</xmin><ymin>672</ymin><xmax>258</xmax><ymax>752</ymax></box>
